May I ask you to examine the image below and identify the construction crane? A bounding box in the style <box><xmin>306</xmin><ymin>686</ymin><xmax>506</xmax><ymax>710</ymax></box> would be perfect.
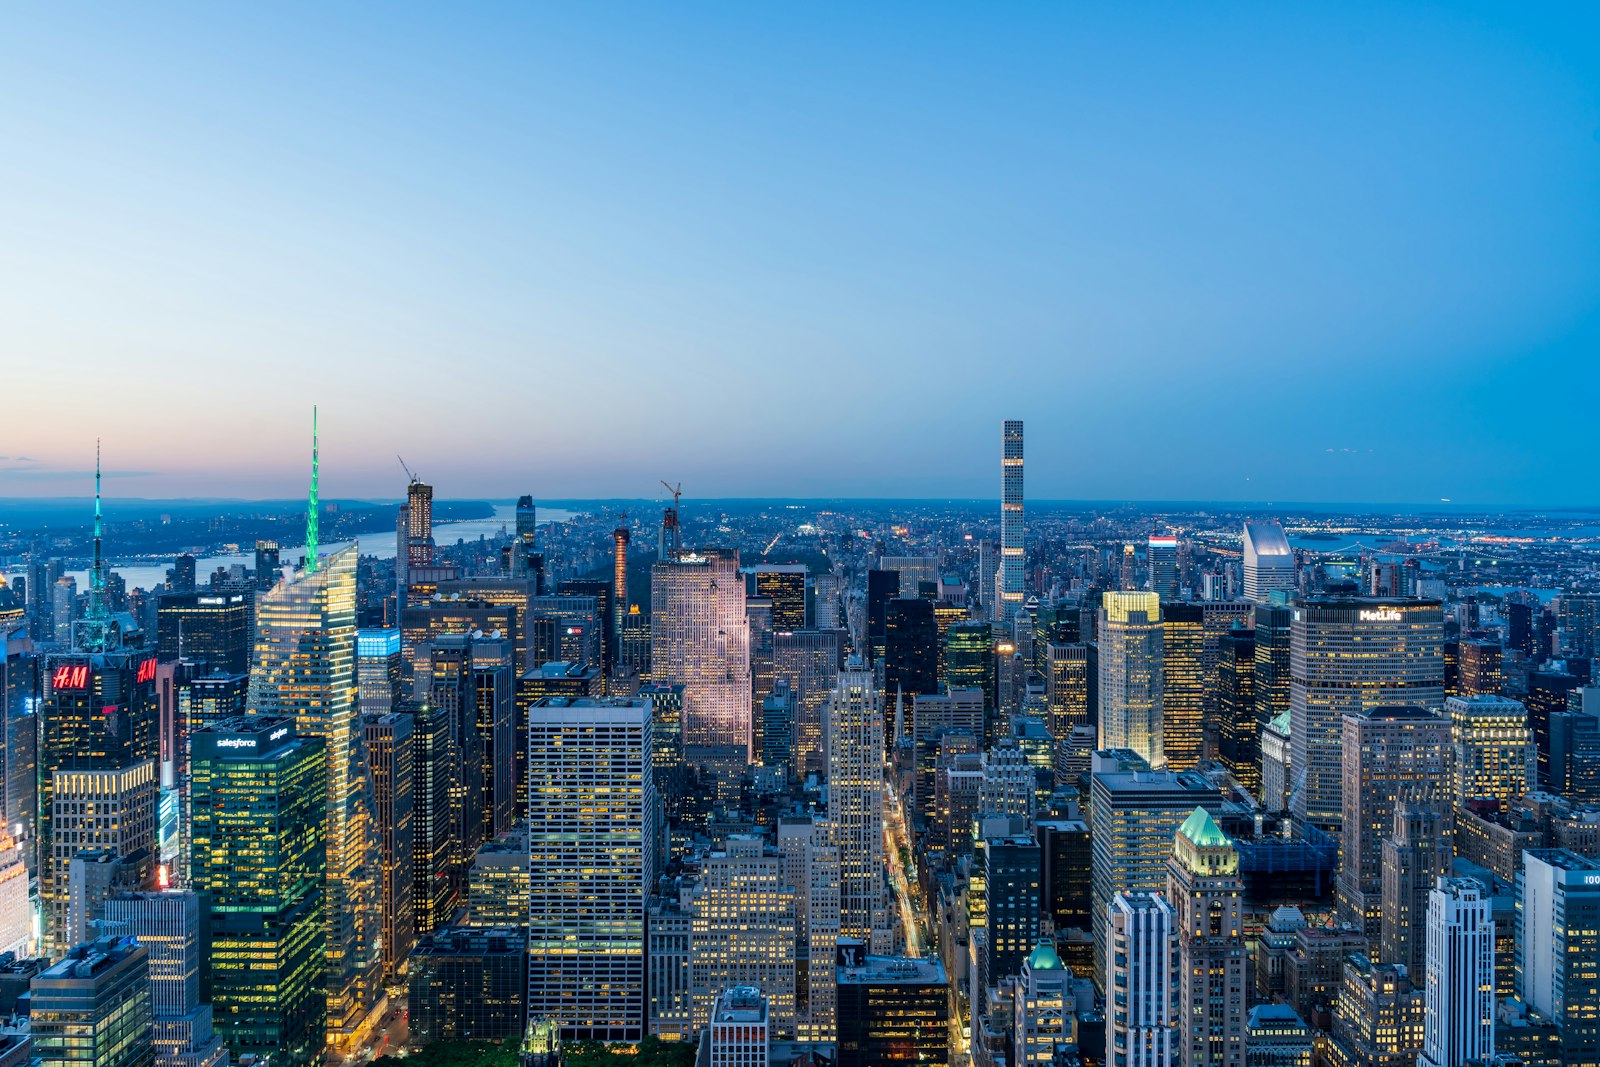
<box><xmin>660</xmin><ymin>481</ymin><xmax>682</xmax><ymax>562</ymax></box>
<box><xmin>397</xmin><ymin>455</ymin><xmax>422</xmax><ymax>486</ymax></box>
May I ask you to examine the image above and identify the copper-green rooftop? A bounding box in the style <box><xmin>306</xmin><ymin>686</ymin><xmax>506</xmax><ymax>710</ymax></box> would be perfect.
<box><xmin>1176</xmin><ymin>806</ymin><xmax>1230</xmax><ymax>848</ymax></box>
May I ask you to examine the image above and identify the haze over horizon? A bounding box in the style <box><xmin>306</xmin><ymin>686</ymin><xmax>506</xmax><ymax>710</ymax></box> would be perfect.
<box><xmin>4</xmin><ymin>4</ymin><xmax>1598</xmax><ymax>504</ymax></box>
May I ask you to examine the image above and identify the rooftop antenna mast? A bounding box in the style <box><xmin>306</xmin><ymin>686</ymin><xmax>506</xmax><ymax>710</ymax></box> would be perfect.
<box><xmin>89</xmin><ymin>438</ymin><xmax>106</xmax><ymax>618</ymax></box>
<box><xmin>306</xmin><ymin>407</ymin><xmax>320</xmax><ymax>574</ymax></box>
<box><xmin>660</xmin><ymin>481</ymin><xmax>682</xmax><ymax>561</ymax></box>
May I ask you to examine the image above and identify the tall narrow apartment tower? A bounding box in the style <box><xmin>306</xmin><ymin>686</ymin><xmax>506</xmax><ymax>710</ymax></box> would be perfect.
<box><xmin>999</xmin><ymin>420</ymin><xmax>1025</xmax><ymax>623</ymax></box>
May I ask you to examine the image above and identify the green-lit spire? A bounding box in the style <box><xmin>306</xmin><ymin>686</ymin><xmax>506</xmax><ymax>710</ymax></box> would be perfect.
<box><xmin>306</xmin><ymin>406</ymin><xmax>319</xmax><ymax>573</ymax></box>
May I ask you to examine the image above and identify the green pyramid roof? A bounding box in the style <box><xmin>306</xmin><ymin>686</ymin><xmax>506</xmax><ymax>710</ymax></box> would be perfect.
<box><xmin>1177</xmin><ymin>807</ymin><xmax>1230</xmax><ymax>848</ymax></box>
<box><xmin>1026</xmin><ymin>942</ymin><xmax>1064</xmax><ymax>971</ymax></box>
<box><xmin>1270</xmin><ymin>710</ymin><xmax>1290</xmax><ymax>733</ymax></box>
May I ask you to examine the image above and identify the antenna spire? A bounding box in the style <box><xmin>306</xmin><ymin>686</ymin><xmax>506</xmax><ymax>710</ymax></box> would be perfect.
<box><xmin>89</xmin><ymin>438</ymin><xmax>106</xmax><ymax>617</ymax></box>
<box><xmin>306</xmin><ymin>407</ymin><xmax>320</xmax><ymax>573</ymax></box>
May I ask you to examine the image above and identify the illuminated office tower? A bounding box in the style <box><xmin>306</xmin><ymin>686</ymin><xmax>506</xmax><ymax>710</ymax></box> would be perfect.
<box><xmin>979</xmin><ymin>739</ymin><xmax>1037</xmax><ymax>827</ymax></box>
<box><xmin>38</xmin><ymin>459</ymin><xmax>160</xmax><ymax>951</ymax></box>
<box><xmin>1107</xmin><ymin>892</ymin><xmax>1177</xmax><ymax>1067</ymax></box>
<box><xmin>1167</xmin><ymin>810</ymin><xmax>1246</xmax><ymax>1067</ymax></box>
<box><xmin>189</xmin><ymin>716</ymin><xmax>326</xmax><ymax>1067</ymax></box>
<box><xmin>1457</xmin><ymin>640</ymin><xmax>1503</xmax><ymax>697</ymax></box>
<box><xmin>650</xmin><ymin>548</ymin><xmax>753</xmax><ymax>760</ymax></box>
<box><xmin>813</xmin><ymin>572</ymin><xmax>841</xmax><ymax>631</ymax></box>
<box><xmin>884</xmin><ymin>598</ymin><xmax>939</xmax><ymax>709</ymax></box>
<box><xmin>103</xmin><ymin>890</ymin><xmax>228</xmax><ymax>1067</ymax></box>
<box><xmin>946</xmin><ymin>621</ymin><xmax>995</xmax><ymax>707</ymax></box>
<box><xmin>0</xmin><ymin>831</ymin><xmax>27</xmax><ymax>957</ymax></box>
<box><xmin>1379</xmin><ymin>796</ymin><xmax>1452</xmax><ymax>980</ymax></box>
<box><xmin>1336</xmin><ymin>705</ymin><xmax>1451</xmax><ymax>940</ymax></box>
<box><xmin>834</xmin><ymin>944</ymin><xmax>949</xmax><ymax>1067</ymax></box>
<box><xmin>1121</xmin><ymin>544</ymin><xmax>1138</xmax><ymax>590</ymax></box>
<box><xmin>1326</xmin><ymin>957</ymin><xmax>1424</xmax><ymax>1067</ymax></box>
<box><xmin>703</xmin><ymin>986</ymin><xmax>770</xmax><ymax>1067</ymax></box>
<box><xmin>1162</xmin><ymin>603</ymin><xmax>1205</xmax><ymax>771</ymax></box>
<box><xmin>408</xmin><ymin>927</ymin><xmax>527</xmax><ymax>1043</ymax></box>
<box><xmin>1013</xmin><ymin>943</ymin><xmax>1070</xmax><ymax>1066</ymax></box>
<box><xmin>400</xmin><ymin>595</ymin><xmax>521</xmax><ymax>682</ymax></box>
<box><xmin>0</xmin><ymin>637</ymin><xmax>38</xmax><ymax>849</ymax></box>
<box><xmin>466</xmin><ymin>824</ymin><xmax>529</xmax><ymax>927</ymax></box>
<box><xmin>827</xmin><ymin>661</ymin><xmax>886</xmax><ymax>946</ymax></box>
<box><xmin>155</xmin><ymin>592</ymin><xmax>251</xmax><ymax>675</ymax></box>
<box><xmin>1449</xmin><ymin>694</ymin><xmax>1534</xmax><ymax>808</ymax></box>
<box><xmin>771</xmin><ymin>629</ymin><xmax>843</xmax><ymax>780</ymax></box>
<box><xmin>970</xmin><ymin>828</ymin><xmax>1042</xmax><ymax>1010</ymax></box>
<box><xmin>468</xmin><ymin>636</ymin><xmax>515</xmax><ymax>840</ymax></box>
<box><xmin>40</xmin><ymin>654</ymin><xmax>160</xmax><ymax>953</ymax></box>
<box><xmin>689</xmin><ymin>836</ymin><xmax>797</xmax><ymax>1037</ymax></box>
<box><xmin>612</xmin><ymin>525</ymin><xmax>629</xmax><ymax>652</ymax></box>
<box><xmin>1517</xmin><ymin>849</ymin><xmax>1600</xmax><ymax>1065</ymax></box>
<box><xmin>619</xmin><ymin>605</ymin><xmax>651</xmax><ymax>677</ymax></box>
<box><xmin>1089</xmin><ymin>757</ymin><xmax>1223</xmax><ymax>988</ymax></box>
<box><xmin>1253</xmin><ymin>602</ymin><xmax>1293</xmax><ymax>734</ymax></box>
<box><xmin>761</xmin><ymin>681</ymin><xmax>793</xmax><ymax>773</ymax></box>
<box><xmin>1044</xmin><ymin>644</ymin><xmax>1089</xmax><ymax>773</ymax></box>
<box><xmin>415</xmin><ymin>635</ymin><xmax>484</xmax><ymax>866</ymax></box>
<box><xmin>363</xmin><ymin>712</ymin><xmax>415</xmax><ymax>983</ymax></box>
<box><xmin>800</xmin><ymin>824</ymin><xmax>841</xmax><ymax>1044</ymax></box>
<box><xmin>53</xmin><ymin>575</ymin><xmax>77</xmax><ymax>644</ymax></box>
<box><xmin>878</xmin><ymin>556</ymin><xmax>940</xmax><ymax>600</ymax></box>
<box><xmin>910</xmin><ymin>689</ymin><xmax>984</xmax><ymax>814</ymax></box>
<box><xmin>526</xmin><ymin>697</ymin><xmax>654</xmax><ymax>1042</ymax></box>
<box><xmin>1216</xmin><ymin>629</ymin><xmax>1258</xmax><ymax>791</ymax></box>
<box><xmin>409</xmin><ymin>701</ymin><xmax>457</xmax><ymax>936</ymax></box>
<box><xmin>355</xmin><ymin>629</ymin><xmax>402</xmax><ymax>716</ymax></box>
<box><xmin>753</xmin><ymin>566</ymin><xmax>807</xmax><ymax>632</ymax></box>
<box><xmin>1148</xmin><ymin>535</ymin><xmax>1179</xmax><ymax>600</ymax></box>
<box><xmin>999</xmin><ymin>419</ymin><xmax>1025</xmax><ymax>622</ymax></box>
<box><xmin>248</xmin><ymin>539</ymin><xmax>385</xmax><ymax>1054</ymax></box>
<box><xmin>558</xmin><ymin>580</ymin><xmax>614</xmax><ymax>668</ymax></box>
<box><xmin>1098</xmin><ymin>592</ymin><xmax>1165</xmax><ymax>767</ymax></box>
<box><xmin>1289</xmin><ymin>597</ymin><xmax>1444</xmax><ymax>834</ymax></box>
<box><xmin>1419</xmin><ymin>877</ymin><xmax>1494</xmax><ymax>1067</ymax></box>
<box><xmin>1241</xmin><ymin>523</ymin><xmax>1295</xmax><ymax>604</ymax></box>
<box><xmin>31</xmin><ymin>936</ymin><xmax>154</xmax><ymax>1067</ymax></box>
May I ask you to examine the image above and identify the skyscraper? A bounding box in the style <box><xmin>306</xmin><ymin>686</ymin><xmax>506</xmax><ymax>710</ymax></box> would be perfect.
<box><xmin>1378</xmin><ymin>796</ymin><xmax>1452</xmax><ymax>980</ymax></box>
<box><xmin>1517</xmin><ymin>849</ymin><xmax>1600</xmax><ymax>1065</ymax></box>
<box><xmin>1161</xmin><ymin>602</ymin><xmax>1205</xmax><ymax>771</ymax></box>
<box><xmin>884</xmin><ymin>598</ymin><xmax>939</xmax><ymax>711</ymax></box>
<box><xmin>526</xmin><ymin>697</ymin><xmax>654</xmax><ymax>1042</ymax></box>
<box><xmin>1089</xmin><ymin>757</ymin><xmax>1223</xmax><ymax>987</ymax></box>
<box><xmin>189</xmin><ymin>716</ymin><xmax>327</xmax><ymax>1067</ymax></box>
<box><xmin>363</xmin><ymin>711</ymin><xmax>415</xmax><ymax>984</ymax></box>
<box><xmin>1107</xmin><ymin>892</ymin><xmax>1176</xmax><ymax>1067</ymax></box>
<box><xmin>102</xmin><ymin>890</ymin><xmax>229</xmax><ymax>1067</ymax></box>
<box><xmin>1241</xmin><ymin>523</ymin><xmax>1294</xmax><ymax>604</ymax></box>
<box><xmin>834</xmin><ymin>945</ymin><xmax>949</xmax><ymax>1067</ymax></box>
<box><xmin>155</xmin><ymin>592</ymin><xmax>251</xmax><ymax>675</ymax></box>
<box><xmin>1448</xmin><ymin>694</ymin><xmax>1534</xmax><ymax>808</ymax></box>
<box><xmin>1098</xmin><ymin>592</ymin><xmax>1165</xmax><ymax>767</ymax></box>
<box><xmin>999</xmin><ymin>420</ymin><xmax>1025</xmax><ymax>622</ymax></box>
<box><xmin>1148</xmin><ymin>535</ymin><xmax>1179</xmax><ymax>600</ymax></box>
<box><xmin>688</xmin><ymin>836</ymin><xmax>797</xmax><ymax>1037</ymax></box>
<box><xmin>702</xmin><ymin>986</ymin><xmax>770</xmax><ymax>1067</ymax></box>
<box><xmin>1167</xmin><ymin>809</ymin><xmax>1246</xmax><ymax>1067</ymax></box>
<box><xmin>753</xmin><ymin>565</ymin><xmax>807</xmax><ymax>632</ymax></box>
<box><xmin>1289</xmin><ymin>597</ymin><xmax>1444</xmax><ymax>834</ymax></box>
<box><xmin>1420</xmin><ymin>877</ymin><xmax>1495</xmax><ymax>1067</ymax></box>
<box><xmin>650</xmin><ymin>548</ymin><xmax>753</xmax><ymax>762</ymax></box>
<box><xmin>827</xmin><ymin>661</ymin><xmax>886</xmax><ymax>947</ymax></box>
<box><xmin>612</xmin><ymin>525</ymin><xmax>630</xmax><ymax>655</ymax></box>
<box><xmin>31</xmin><ymin>936</ymin><xmax>154</xmax><ymax>1067</ymax></box>
<box><xmin>1336</xmin><ymin>704</ymin><xmax>1451</xmax><ymax>940</ymax></box>
<box><xmin>1252</xmin><ymin>602</ymin><xmax>1293</xmax><ymax>732</ymax></box>
<box><xmin>1216</xmin><ymin>628</ymin><xmax>1258</xmax><ymax>791</ymax></box>
<box><xmin>248</xmin><ymin>435</ymin><xmax>385</xmax><ymax>1056</ymax></box>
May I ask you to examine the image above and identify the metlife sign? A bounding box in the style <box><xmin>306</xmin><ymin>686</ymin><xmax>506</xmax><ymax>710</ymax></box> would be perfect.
<box><xmin>1358</xmin><ymin>609</ymin><xmax>1401</xmax><ymax>622</ymax></box>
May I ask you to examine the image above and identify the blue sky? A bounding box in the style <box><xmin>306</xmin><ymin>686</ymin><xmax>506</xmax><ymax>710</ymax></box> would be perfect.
<box><xmin>2</xmin><ymin>3</ymin><xmax>1597</xmax><ymax>504</ymax></box>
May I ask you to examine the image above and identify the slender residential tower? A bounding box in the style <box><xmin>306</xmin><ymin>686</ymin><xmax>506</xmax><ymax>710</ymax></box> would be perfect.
<box><xmin>248</xmin><ymin>411</ymin><xmax>386</xmax><ymax>1055</ymax></box>
<box><xmin>999</xmin><ymin>420</ymin><xmax>1025</xmax><ymax>622</ymax></box>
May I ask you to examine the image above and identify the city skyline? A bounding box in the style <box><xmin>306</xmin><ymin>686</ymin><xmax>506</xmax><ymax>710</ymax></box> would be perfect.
<box><xmin>4</xmin><ymin>5</ymin><xmax>1599</xmax><ymax>503</ymax></box>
